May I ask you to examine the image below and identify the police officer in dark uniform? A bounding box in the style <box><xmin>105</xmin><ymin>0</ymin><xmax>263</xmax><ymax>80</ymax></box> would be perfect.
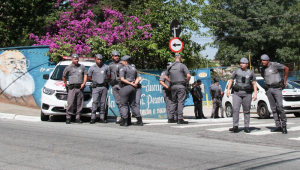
<box><xmin>159</xmin><ymin>62</ymin><xmax>174</xmax><ymax>123</ymax></box>
<box><xmin>260</xmin><ymin>54</ymin><xmax>289</xmax><ymax>134</ymax></box>
<box><xmin>131</xmin><ymin>64</ymin><xmax>142</xmax><ymax>117</ymax></box>
<box><xmin>165</xmin><ymin>53</ymin><xmax>191</xmax><ymax>124</ymax></box>
<box><xmin>63</xmin><ymin>53</ymin><xmax>87</xmax><ymax>124</ymax></box>
<box><xmin>88</xmin><ymin>54</ymin><xmax>110</xmax><ymax>124</ymax></box>
<box><xmin>108</xmin><ymin>50</ymin><xmax>124</xmax><ymax>124</ymax></box>
<box><xmin>226</xmin><ymin>58</ymin><xmax>257</xmax><ymax>133</ymax></box>
<box><xmin>119</xmin><ymin>55</ymin><xmax>143</xmax><ymax>126</ymax></box>
<box><xmin>210</xmin><ymin>78</ymin><xmax>224</xmax><ymax>118</ymax></box>
<box><xmin>195</xmin><ymin>79</ymin><xmax>206</xmax><ymax>119</ymax></box>
<box><xmin>191</xmin><ymin>81</ymin><xmax>198</xmax><ymax>119</ymax></box>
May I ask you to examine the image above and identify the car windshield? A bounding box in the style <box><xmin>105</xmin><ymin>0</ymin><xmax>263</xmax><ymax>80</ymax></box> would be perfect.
<box><xmin>288</xmin><ymin>81</ymin><xmax>300</xmax><ymax>89</ymax></box>
<box><xmin>50</xmin><ymin>65</ymin><xmax>90</xmax><ymax>81</ymax></box>
<box><xmin>257</xmin><ymin>79</ymin><xmax>294</xmax><ymax>89</ymax></box>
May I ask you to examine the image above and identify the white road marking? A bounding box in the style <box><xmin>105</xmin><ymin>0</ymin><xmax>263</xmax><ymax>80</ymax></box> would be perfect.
<box><xmin>0</xmin><ymin>113</ymin><xmax>15</xmax><ymax>119</ymax></box>
<box><xmin>289</xmin><ymin>137</ymin><xmax>300</xmax><ymax>141</ymax></box>
<box><xmin>248</xmin><ymin>125</ymin><xmax>299</xmax><ymax>136</ymax></box>
<box><xmin>15</xmin><ymin>115</ymin><xmax>41</xmax><ymax>122</ymax></box>
<box><xmin>207</xmin><ymin>123</ymin><xmax>294</xmax><ymax>132</ymax></box>
<box><xmin>171</xmin><ymin>122</ymin><xmax>259</xmax><ymax>128</ymax></box>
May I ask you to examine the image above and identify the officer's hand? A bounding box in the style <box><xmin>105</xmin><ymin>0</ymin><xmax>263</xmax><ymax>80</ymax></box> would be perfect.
<box><xmin>284</xmin><ymin>82</ymin><xmax>287</xmax><ymax>88</ymax></box>
<box><xmin>167</xmin><ymin>86</ymin><xmax>171</xmax><ymax>91</ymax></box>
<box><xmin>253</xmin><ymin>93</ymin><xmax>257</xmax><ymax>101</ymax></box>
<box><xmin>132</xmin><ymin>82</ymin><xmax>137</xmax><ymax>88</ymax></box>
<box><xmin>226</xmin><ymin>90</ymin><xmax>230</xmax><ymax>98</ymax></box>
<box><xmin>80</xmin><ymin>83</ymin><xmax>85</xmax><ymax>89</ymax></box>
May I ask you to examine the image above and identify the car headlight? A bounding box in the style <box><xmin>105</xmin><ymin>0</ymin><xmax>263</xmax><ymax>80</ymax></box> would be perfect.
<box><xmin>43</xmin><ymin>87</ymin><xmax>55</xmax><ymax>95</ymax></box>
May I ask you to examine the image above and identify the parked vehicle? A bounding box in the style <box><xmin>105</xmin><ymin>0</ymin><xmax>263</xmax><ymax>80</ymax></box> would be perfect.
<box><xmin>222</xmin><ymin>77</ymin><xmax>300</xmax><ymax>118</ymax></box>
<box><xmin>40</xmin><ymin>60</ymin><xmax>94</xmax><ymax>121</ymax></box>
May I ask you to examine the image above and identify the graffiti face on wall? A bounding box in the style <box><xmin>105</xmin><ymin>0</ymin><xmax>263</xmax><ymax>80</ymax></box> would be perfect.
<box><xmin>0</xmin><ymin>50</ymin><xmax>37</xmax><ymax>107</ymax></box>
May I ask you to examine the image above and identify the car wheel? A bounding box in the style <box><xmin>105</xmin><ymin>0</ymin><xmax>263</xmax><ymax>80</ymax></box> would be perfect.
<box><xmin>294</xmin><ymin>113</ymin><xmax>300</xmax><ymax>117</ymax></box>
<box><xmin>225</xmin><ymin>103</ymin><xmax>233</xmax><ymax>117</ymax></box>
<box><xmin>41</xmin><ymin>111</ymin><xmax>50</xmax><ymax>121</ymax></box>
<box><xmin>258</xmin><ymin>102</ymin><xmax>270</xmax><ymax>119</ymax></box>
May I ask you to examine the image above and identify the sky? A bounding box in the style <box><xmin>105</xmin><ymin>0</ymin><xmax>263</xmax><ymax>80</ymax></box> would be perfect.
<box><xmin>191</xmin><ymin>37</ymin><xmax>218</xmax><ymax>60</ymax></box>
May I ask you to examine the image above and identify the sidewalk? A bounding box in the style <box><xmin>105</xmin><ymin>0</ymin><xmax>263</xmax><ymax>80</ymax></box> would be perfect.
<box><xmin>0</xmin><ymin>102</ymin><xmax>222</xmax><ymax>122</ymax></box>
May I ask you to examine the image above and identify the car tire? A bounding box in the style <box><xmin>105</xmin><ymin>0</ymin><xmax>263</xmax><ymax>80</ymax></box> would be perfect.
<box><xmin>41</xmin><ymin>111</ymin><xmax>50</xmax><ymax>121</ymax></box>
<box><xmin>294</xmin><ymin>113</ymin><xmax>300</xmax><ymax>117</ymax></box>
<box><xmin>258</xmin><ymin>102</ymin><xmax>270</xmax><ymax>119</ymax></box>
<box><xmin>225</xmin><ymin>103</ymin><xmax>233</xmax><ymax>117</ymax></box>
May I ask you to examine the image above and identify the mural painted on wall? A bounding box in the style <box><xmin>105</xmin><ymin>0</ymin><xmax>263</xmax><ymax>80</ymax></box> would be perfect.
<box><xmin>0</xmin><ymin>46</ymin><xmax>51</xmax><ymax>108</ymax></box>
<box><xmin>0</xmin><ymin>45</ymin><xmax>221</xmax><ymax>118</ymax></box>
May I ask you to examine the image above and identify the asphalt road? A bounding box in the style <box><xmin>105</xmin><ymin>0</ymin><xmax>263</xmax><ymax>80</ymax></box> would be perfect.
<box><xmin>1</xmin><ymin>116</ymin><xmax>300</xmax><ymax>170</ymax></box>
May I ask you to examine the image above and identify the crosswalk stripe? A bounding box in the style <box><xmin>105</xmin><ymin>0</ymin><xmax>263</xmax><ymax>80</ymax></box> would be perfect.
<box><xmin>171</xmin><ymin>122</ymin><xmax>259</xmax><ymax>128</ymax></box>
<box><xmin>289</xmin><ymin>137</ymin><xmax>300</xmax><ymax>141</ymax></box>
<box><xmin>207</xmin><ymin>123</ymin><xmax>294</xmax><ymax>132</ymax></box>
<box><xmin>248</xmin><ymin>125</ymin><xmax>300</xmax><ymax>136</ymax></box>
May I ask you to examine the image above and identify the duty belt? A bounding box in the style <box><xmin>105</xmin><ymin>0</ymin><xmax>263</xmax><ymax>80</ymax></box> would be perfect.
<box><xmin>68</xmin><ymin>84</ymin><xmax>81</xmax><ymax>89</ymax></box>
<box><xmin>171</xmin><ymin>82</ymin><xmax>186</xmax><ymax>86</ymax></box>
<box><xmin>110</xmin><ymin>80</ymin><xmax>120</xmax><ymax>86</ymax></box>
<box><xmin>266</xmin><ymin>84</ymin><xmax>281</xmax><ymax>88</ymax></box>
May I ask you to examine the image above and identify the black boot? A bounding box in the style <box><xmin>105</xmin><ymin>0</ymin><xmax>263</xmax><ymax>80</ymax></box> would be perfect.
<box><xmin>90</xmin><ymin>119</ymin><xmax>95</xmax><ymax>124</ymax></box>
<box><xmin>120</xmin><ymin>118</ymin><xmax>128</xmax><ymax>126</ymax></box>
<box><xmin>244</xmin><ymin>127</ymin><xmax>250</xmax><ymax>133</ymax></box>
<box><xmin>99</xmin><ymin>119</ymin><xmax>106</xmax><ymax>123</ymax></box>
<box><xmin>177</xmin><ymin>119</ymin><xmax>188</xmax><ymax>124</ymax></box>
<box><xmin>229</xmin><ymin>126</ymin><xmax>238</xmax><ymax>133</ymax></box>
<box><xmin>133</xmin><ymin>117</ymin><xmax>143</xmax><ymax>126</ymax></box>
<box><xmin>271</xmin><ymin>127</ymin><xmax>282</xmax><ymax>132</ymax></box>
<box><xmin>127</xmin><ymin>115</ymin><xmax>132</xmax><ymax>125</ymax></box>
<box><xmin>66</xmin><ymin>119</ymin><xmax>71</xmax><ymax>124</ymax></box>
<box><xmin>282</xmin><ymin>126</ymin><xmax>288</xmax><ymax>134</ymax></box>
<box><xmin>75</xmin><ymin>119</ymin><xmax>83</xmax><ymax>124</ymax></box>
<box><xmin>116</xmin><ymin>117</ymin><xmax>124</xmax><ymax>124</ymax></box>
<box><xmin>168</xmin><ymin>119</ymin><xmax>176</xmax><ymax>123</ymax></box>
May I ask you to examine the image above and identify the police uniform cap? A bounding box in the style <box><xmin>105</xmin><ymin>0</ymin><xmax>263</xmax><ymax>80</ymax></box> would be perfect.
<box><xmin>261</xmin><ymin>54</ymin><xmax>270</xmax><ymax>61</ymax></box>
<box><xmin>167</xmin><ymin>62</ymin><xmax>173</xmax><ymax>65</ymax></box>
<box><xmin>197</xmin><ymin>79</ymin><xmax>201</xmax><ymax>82</ymax></box>
<box><xmin>111</xmin><ymin>50</ymin><xmax>120</xmax><ymax>56</ymax></box>
<box><xmin>71</xmin><ymin>53</ymin><xmax>79</xmax><ymax>58</ymax></box>
<box><xmin>121</xmin><ymin>55</ymin><xmax>130</xmax><ymax>61</ymax></box>
<box><xmin>95</xmin><ymin>54</ymin><xmax>103</xmax><ymax>60</ymax></box>
<box><xmin>213</xmin><ymin>78</ymin><xmax>219</xmax><ymax>82</ymax></box>
<box><xmin>175</xmin><ymin>53</ymin><xmax>181</xmax><ymax>56</ymax></box>
<box><xmin>131</xmin><ymin>64</ymin><xmax>136</xmax><ymax>68</ymax></box>
<box><xmin>240</xmin><ymin>57</ymin><xmax>249</xmax><ymax>63</ymax></box>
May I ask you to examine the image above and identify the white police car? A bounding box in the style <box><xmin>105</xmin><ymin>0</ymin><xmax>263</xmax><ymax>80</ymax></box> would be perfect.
<box><xmin>40</xmin><ymin>60</ymin><xmax>94</xmax><ymax>121</ymax></box>
<box><xmin>222</xmin><ymin>76</ymin><xmax>300</xmax><ymax>119</ymax></box>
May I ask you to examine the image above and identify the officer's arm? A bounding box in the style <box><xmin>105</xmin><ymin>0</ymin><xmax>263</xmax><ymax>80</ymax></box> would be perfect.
<box><xmin>62</xmin><ymin>76</ymin><xmax>67</xmax><ymax>87</ymax></box>
<box><xmin>227</xmin><ymin>79</ymin><xmax>233</xmax><ymax>90</ymax></box>
<box><xmin>160</xmin><ymin>81</ymin><xmax>169</xmax><ymax>89</ymax></box>
<box><xmin>134</xmin><ymin>76</ymin><xmax>142</xmax><ymax>85</ymax></box>
<box><xmin>186</xmin><ymin>73</ymin><xmax>191</xmax><ymax>83</ymax></box>
<box><xmin>283</xmin><ymin>66</ymin><xmax>289</xmax><ymax>86</ymax></box>
<box><xmin>252</xmin><ymin>81</ymin><xmax>257</xmax><ymax>101</ymax></box>
<box><xmin>88</xmin><ymin>76</ymin><xmax>92</xmax><ymax>81</ymax></box>
<box><xmin>121</xmin><ymin>77</ymin><xmax>137</xmax><ymax>87</ymax></box>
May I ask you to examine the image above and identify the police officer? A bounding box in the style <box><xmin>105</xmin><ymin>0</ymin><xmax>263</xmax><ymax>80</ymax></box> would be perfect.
<box><xmin>88</xmin><ymin>54</ymin><xmax>110</xmax><ymax>124</ymax></box>
<box><xmin>260</xmin><ymin>54</ymin><xmax>289</xmax><ymax>134</ymax></box>
<box><xmin>165</xmin><ymin>53</ymin><xmax>191</xmax><ymax>124</ymax></box>
<box><xmin>63</xmin><ymin>53</ymin><xmax>87</xmax><ymax>124</ymax></box>
<box><xmin>191</xmin><ymin>81</ymin><xmax>198</xmax><ymax>119</ymax></box>
<box><xmin>210</xmin><ymin>78</ymin><xmax>224</xmax><ymax>118</ymax></box>
<box><xmin>159</xmin><ymin>62</ymin><xmax>174</xmax><ymax>123</ymax></box>
<box><xmin>132</xmin><ymin>64</ymin><xmax>142</xmax><ymax>119</ymax></box>
<box><xmin>119</xmin><ymin>55</ymin><xmax>143</xmax><ymax>126</ymax></box>
<box><xmin>108</xmin><ymin>50</ymin><xmax>124</xmax><ymax>124</ymax></box>
<box><xmin>195</xmin><ymin>79</ymin><xmax>206</xmax><ymax>119</ymax></box>
<box><xmin>226</xmin><ymin>58</ymin><xmax>257</xmax><ymax>133</ymax></box>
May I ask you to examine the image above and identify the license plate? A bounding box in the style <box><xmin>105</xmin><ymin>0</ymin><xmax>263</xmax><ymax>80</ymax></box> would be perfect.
<box><xmin>291</xmin><ymin>104</ymin><xmax>300</xmax><ymax>108</ymax></box>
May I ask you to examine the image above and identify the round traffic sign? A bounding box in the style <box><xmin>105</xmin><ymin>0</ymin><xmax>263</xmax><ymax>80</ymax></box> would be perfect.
<box><xmin>169</xmin><ymin>37</ymin><xmax>184</xmax><ymax>53</ymax></box>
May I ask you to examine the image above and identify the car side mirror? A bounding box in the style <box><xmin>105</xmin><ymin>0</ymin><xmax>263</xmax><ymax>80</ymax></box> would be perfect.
<box><xmin>43</xmin><ymin>74</ymin><xmax>49</xmax><ymax>80</ymax></box>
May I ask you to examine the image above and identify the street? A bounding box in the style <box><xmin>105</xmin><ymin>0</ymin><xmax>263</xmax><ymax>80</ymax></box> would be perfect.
<box><xmin>1</xmin><ymin>113</ymin><xmax>300</xmax><ymax>170</ymax></box>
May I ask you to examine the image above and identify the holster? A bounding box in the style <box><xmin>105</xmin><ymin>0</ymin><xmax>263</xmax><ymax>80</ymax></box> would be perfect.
<box><xmin>232</xmin><ymin>84</ymin><xmax>239</xmax><ymax>92</ymax></box>
<box><xmin>68</xmin><ymin>85</ymin><xmax>74</xmax><ymax>90</ymax></box>
<box><xmin>137</xmin><ymin>83</ymin><xmax>142</xmax><ymax>89</ymax></box>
